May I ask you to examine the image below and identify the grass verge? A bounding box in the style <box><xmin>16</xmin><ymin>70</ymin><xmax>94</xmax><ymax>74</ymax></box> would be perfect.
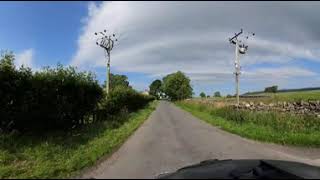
<box><xmin>175</xmin><ymin>101</ymin><xmax>320</xmax><ymax>147</ymax></box>
<box><xmin>0</xmin><ymin>101</ymin><xmax>158</xmax><ymax>179</ymax></box>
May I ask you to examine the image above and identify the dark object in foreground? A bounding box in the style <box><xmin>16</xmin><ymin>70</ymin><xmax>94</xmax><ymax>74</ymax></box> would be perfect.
<box><xmin>157</xmin><ymin>159</ymin><xmax>320</xmax><ymax>179</ymax></box>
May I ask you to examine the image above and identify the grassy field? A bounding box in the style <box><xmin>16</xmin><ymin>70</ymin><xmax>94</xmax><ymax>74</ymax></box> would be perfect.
<box><xmin>254</xmin><ymin>90</ymin><xmax>320</xmax><ymax>102</ymax></box>
<box><xmin>0</xmin><ymin>101</ymin><xmax>158</xmax><ymax>179</ymax></box>
<box><xmin>193</xmin><ymin>90</ymin><xmax>320</xmax><ymax>105</ymax></box>
<box><xmin>176</xmin><ymin>101</ymin><xmax>320</xmax><ymax>147</ymax></box>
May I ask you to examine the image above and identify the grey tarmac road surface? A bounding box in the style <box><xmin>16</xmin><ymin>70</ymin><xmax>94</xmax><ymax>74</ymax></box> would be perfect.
<box><xmin>80</xmin><ymin>101</ymin><xmax>320</xmax><ymax>179</ymax></box>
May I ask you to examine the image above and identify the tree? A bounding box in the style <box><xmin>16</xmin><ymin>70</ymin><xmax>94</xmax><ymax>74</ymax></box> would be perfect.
<box><xmin>103</xmin><ymin>73</ymin><xmax>131</xmax><ymax>91</ymax></box>
<box><xmin>162</xmin><ymin>71</ymin><xmax>193</xmax><ymax>101</ymax></box>
<box><xmin>214</xmin><ymin>91</ymin><xmax>221</xmax><ymax>97</ymax></box>
<box><xmin>0</xmin><ymin>50</ymin><xmax>15</xmax><ymax>70</ymax></box>
<box><xmin>149</xmin><ymin>79</ymin><xmax>162</xmax><ymax>99</ymax></box>
<box><xmin>264</xmin><ymin>85</ymin><xmax>278</xmax><ymax>93</ymax></box>
<box><xmin>226</xmin><ymin>94</ymin><xmax>232</xmax><ymax>98</ymax></box>
<box><xmin>200</xmin><ymin>92</ymin><xmax>206</xmax><ymax>98</ymax></box>
<box><xmin>271</xmin><ymin>85</ymin><xmax>278</xmax><ymax>93</ymax></box>
<box><xmin>207</xmin><ymin>95</ymin><xmax>210</xmax><ymax>98</ymax></box>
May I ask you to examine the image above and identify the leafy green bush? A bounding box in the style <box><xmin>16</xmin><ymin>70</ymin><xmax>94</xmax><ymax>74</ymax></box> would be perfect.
<box><xmin>99</xmin><ymin>86</ymin><xmax>154</xmax><ymax>117</ymax></box>
<box><xmin>0</xmin><ymin>51</ymin><xmax>154</xmax><ymax>133</ymax></box>
<box><xmin>0</xmin><ymin>52</ymin><xmax>103</xmax><ymax>133</ymax></box>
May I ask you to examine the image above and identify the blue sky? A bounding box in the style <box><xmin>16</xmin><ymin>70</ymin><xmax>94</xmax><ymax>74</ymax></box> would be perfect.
<box><xmin>0</xmin><ymin>1</ymin><xmax>153</xmax><ymax>92</ymax></box>
<box><xmin>0</xmin><ymin>2</ymin><xmax>86</xmax><ymax>67</ymax></box>
<box><xmin>1</xmin><ymin>1</ymin><xmax>320</xmax><ymax>96</ymax></box>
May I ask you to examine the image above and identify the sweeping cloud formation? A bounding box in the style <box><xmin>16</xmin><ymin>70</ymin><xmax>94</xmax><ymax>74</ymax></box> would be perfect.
<box><xmin>71</xmin><ymin>1</ymin><xmax>320</xmax><ymax>93</ymax></box>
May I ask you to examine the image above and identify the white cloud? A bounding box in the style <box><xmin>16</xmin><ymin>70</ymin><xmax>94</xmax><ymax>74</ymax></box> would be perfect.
<box><xmin>15</xmin><ymin>49</ymin><xmax>34</xmax><ymax>69</ymax></box>
<box><xmin>245</xmin><ymin>67</ymin><xmax>317</xmax><ymax>78</ymax></box>
<box><xmin>185</xmin><ymin>66</ymin><xmax>316</xmax><ymax>84</ymax></box>
<box><xmin>71</xmin><ymin>1</ymin><xmax>320</xmax><ymax>91</ymax></box>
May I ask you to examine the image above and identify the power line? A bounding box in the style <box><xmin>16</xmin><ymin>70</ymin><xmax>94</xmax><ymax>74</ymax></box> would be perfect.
<box><xmin>94</xmin><ymin>29</ymin><xmax>118</xmax><ymax>96</ymax></box>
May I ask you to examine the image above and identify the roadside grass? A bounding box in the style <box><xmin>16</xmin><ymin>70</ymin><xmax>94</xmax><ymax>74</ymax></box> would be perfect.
<box><xmin>0</xmin><ymin>101</ymin><xmax>158</xmax><ymax>179</ymax></box>
<box><xmin>175</xmin><ymin>101</ymin><xmax>320</xmax><ymax>147</ymax></box>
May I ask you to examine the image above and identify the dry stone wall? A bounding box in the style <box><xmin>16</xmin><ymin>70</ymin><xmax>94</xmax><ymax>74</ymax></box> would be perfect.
<box><xmin>235</xmin><ymin>100</ymin><xmax>320</xmax><ymax>117</ymax></box>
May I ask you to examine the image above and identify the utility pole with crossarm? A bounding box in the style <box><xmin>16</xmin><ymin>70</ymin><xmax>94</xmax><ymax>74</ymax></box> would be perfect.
<box><xmin>229</xmin><ymin>29</ymin><xmax>255</xmax><ymax>106</ymax></box>
<box><xmin>95</xmin><ymin>29</ymin><xmax>118</xmax><ymax>95</ymax></box>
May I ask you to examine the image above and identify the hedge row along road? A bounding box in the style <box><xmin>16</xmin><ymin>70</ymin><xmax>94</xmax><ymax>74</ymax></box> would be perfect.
<box><xmin>80</xmin><ymin>101</ymin><xmax>320</xmax><ymax>179</ymax></box>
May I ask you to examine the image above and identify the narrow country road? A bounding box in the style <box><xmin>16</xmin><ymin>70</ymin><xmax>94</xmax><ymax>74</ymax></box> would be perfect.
<box><xmin>80</xmin><ymin>101</ymin><xmax>320</xmax><ymax>179</ymax></box>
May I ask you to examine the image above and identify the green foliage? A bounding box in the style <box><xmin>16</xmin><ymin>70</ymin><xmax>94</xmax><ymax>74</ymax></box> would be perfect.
<box><xmin>0</xmin><ymin>51</ymin><xmax>156</xmax><ymax>178</ymax></box>
<box><xmin>0</xmin><ymin>52</ymin><xmax>103</xmax><ymax>133</ymax></box>
<box><xmin>264</xmin><ymin>85</ymin><xmax>278</xmax><ymax>93</ymax></box>
<box><xmin>0</xmin><ymin>51</ymin><xmax>15</xmax><ymax>70</ymax></box>
<box><xmin>212</xmin><ymin>107</ymin><xmax>320</xmax><ymax>133</ymax></box>
<box><xmin>99</xmin><ymin>86</ymin><xmax>154</xmax><ymax>117</ymax></box>
<box><xmin>162</xmin><ymin>71</ymin><xmax>193</xmax><ymax>101</ymax></box>
<box><xmin>0</xmin><ymin>101</ymin><xmax>158</xmax><ymax>179</ymax></box>
<box><xmin>103</xmin><ymin>73</ymin><xmax>131</xmax><ymax>91</ymax></box>
<box><xmin>99</xmin><ymin>73</ymin><xmax>155</xmax><ymax>120</ymax></box>
<box><xmin>110</xmin><ymin>73</ymin><xmax>131</xmax><ymax>89</ymax></box>
<box><xmin>149</xmin><ymin>79</ymin><xmax>162</xmax><ymax>99</ymax></box>
<box><xmin>200</xmin><ymin>92</ymin><xmax>206</xmax><ymax>98</ymax></box>
<box><xmin>214</xmin><ymin>91</ymin><xmax>221</xmax><ymax>97</ymax></box>
<box><xmin>177</xmin><ymin>101</ymin><xmax>320</xmax><ymax>147</ymax></box>
<box><xmin>226</xmin><ymin>94</ymin><xmax>233</xmax><ymax>98</ymax></box>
